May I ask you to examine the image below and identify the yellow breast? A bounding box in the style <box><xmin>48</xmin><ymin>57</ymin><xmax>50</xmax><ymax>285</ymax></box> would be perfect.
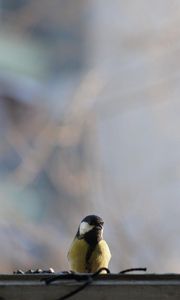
<box><xmin>67</xmin><ymin>238</ymin><xmax>89</xmax><ymax>272</ymax></box>
<box><xmin>67</xmin><ymin>238</ymin><xmax>111</xmax><ymax>273</ymax></box>
<box><xmin>89</xmin><ymin>240</ymin><xmax>111</xmax><ymax>273</ymax></box>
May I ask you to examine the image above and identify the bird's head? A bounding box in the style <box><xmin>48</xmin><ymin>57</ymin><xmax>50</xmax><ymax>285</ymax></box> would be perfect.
<box><xmin>77</xmin><ymin>215</ymin><xmax>104</xmax><ymax>243</ymax></box>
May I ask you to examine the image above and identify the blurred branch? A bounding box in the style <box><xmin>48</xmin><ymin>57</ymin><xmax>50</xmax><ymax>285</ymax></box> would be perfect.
<box><xmin>63</xmin><ymin>69</ymin><xmax>106</xmax><ymax>124</ymax></box>
<box><xmin>2</xmin><ymin>68</ymin><xmax>105</xmax><ymax>190</ymax></box>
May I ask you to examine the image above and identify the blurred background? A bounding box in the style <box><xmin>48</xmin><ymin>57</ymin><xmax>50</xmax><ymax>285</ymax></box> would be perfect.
<box><xmin>0</xmin><ymin>0</ymin><xmax>180</xmax><ymax>273</ymax></box>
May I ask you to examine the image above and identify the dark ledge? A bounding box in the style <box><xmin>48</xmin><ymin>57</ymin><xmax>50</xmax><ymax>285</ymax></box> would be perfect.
<box><xmin>0</xmin><ymin>273</ymin><xmax>180</xmax><ymax>300</ymax></box>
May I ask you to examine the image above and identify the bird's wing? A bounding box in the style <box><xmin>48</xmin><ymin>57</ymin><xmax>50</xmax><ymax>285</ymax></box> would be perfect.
<box><xmin>89</xmin><ymin>239</ymin><xmax>111</xmax><ymax>273</ymax></box>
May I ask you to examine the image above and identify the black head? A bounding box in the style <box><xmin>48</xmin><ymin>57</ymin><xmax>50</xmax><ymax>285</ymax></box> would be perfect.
<box><xmin>82</xmin><ymin>215</ymin><xmax>104</xmax><ymax>228</ymax></box>
<box><xmin>77</xmin><ymin>215</ymin><xmax>104</xmax><ymax>245</ymax></box>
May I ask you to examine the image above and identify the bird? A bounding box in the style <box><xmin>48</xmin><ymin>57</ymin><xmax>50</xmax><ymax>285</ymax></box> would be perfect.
<box><xmin>67</xmin><ymin>215</ymin><xmax>111</xmax><ymax>273</ymax></box>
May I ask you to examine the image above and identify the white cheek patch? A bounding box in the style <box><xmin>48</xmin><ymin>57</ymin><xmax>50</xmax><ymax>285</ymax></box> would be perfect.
<box><xmin>79</xmin><ymin>221</ymin><xmax>94</xmax><ymax>235</ymax></box>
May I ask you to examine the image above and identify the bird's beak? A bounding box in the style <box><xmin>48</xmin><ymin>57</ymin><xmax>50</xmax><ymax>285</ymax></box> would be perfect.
<box><xmin>96</xmin><ymin>223</ymin><xmax>104</xmax><ymax>230</ymax></box>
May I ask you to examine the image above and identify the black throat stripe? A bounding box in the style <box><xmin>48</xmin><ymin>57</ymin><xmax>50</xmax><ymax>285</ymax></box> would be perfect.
<box><xmin>85</xmin><ymin>244</ymin><xmax>96</xmax><ymax>272</ymax></box>
<box><xmin>84</xmin><ymin>228</ymin><xmax>102</xmax><ymax>272</ymax></box>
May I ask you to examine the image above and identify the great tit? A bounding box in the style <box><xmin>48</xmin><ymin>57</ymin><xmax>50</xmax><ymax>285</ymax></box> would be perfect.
<box><xmin>67</xmin><ymin>215</ymin><xmax>111</xmax><ymax>273</ymax></box>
